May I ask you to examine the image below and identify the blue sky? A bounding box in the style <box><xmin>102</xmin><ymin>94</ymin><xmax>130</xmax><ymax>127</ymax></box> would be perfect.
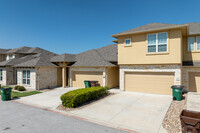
<box><xmin>0</xmin><ymin>0</ymin><xmax>200</xmax><ymax>54</ymax></box>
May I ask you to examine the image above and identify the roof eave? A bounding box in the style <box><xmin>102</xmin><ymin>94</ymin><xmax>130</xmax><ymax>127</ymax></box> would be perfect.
<box><xmin>111</xmin><ymin>24</ymin><xmax>189</xmax><ymax>38</ymax></box>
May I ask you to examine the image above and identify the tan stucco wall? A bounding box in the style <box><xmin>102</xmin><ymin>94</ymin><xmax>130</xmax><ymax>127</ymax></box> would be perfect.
<box><xmin>57</xmin><ymin>67</ymin><xmax>62</xmax><ymax>87</ymax></box>
<box><xmin>36</xmin><ymin>67</ymin><xmax>57</xmax><ymax>89</ymax></box>
<box><xmin>118</xmin><ymin>29</ymin><xmax>182</xmax><ymax>64</ymax></box>
<box><xmin>182</xmin><ymin>36</ymin><xmax>200</xmax><ymax>61</ymax></box>
<box><xmin>106</xmin><ymin>67</ymin><xmax>119</xmax><ymax>88</ymax></box>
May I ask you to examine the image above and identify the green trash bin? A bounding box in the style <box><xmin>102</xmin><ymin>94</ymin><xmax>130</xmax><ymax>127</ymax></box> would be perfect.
<box><xmin>171</xmin><ymin>85</ymin><xmax>183</xmax><ymax>101</ymax></box>
<box><xmin>84</xmin><ymin>81</ymin><xmax>91</xmax><ymax>88</ymax></box>
<box><xmin>1</xmin><ymin>87</ymin><xmax>12</xmax><ymax>101</ymax></box>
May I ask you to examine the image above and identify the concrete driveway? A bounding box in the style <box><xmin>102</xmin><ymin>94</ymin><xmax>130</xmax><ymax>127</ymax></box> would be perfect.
<box><xmin>187</xmin><ymin>92</ymin><xmax>200</xmax><ymax>111</ymax></box>
<box><xmin>15</xmin><ymin>88</ymin><xmax>171</xmax><ymax>133</ymax></box>
<box><xmin>15</xmin><ymin>87</ymin><xmax>79</xmax><ymax>109</ymax></box>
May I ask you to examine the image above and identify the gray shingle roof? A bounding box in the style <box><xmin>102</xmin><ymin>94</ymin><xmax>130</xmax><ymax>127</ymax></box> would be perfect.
<box><xmin>0</xmin><ymin>49</ymin><xmax>10</xmax><ymax>54</ymax></box>
<box><xmin>112</xmin><ymin>23</ymin><xmax>188</xmax><ymax>37</ymax></box>
<box><xmin>50</xmin><ymin>44</ymin><xmax>118</xmax><ymax>67</ymax></box>
<box><xmin>0</xmin><ymin>47</ymin><xmax>58</xmax><ymax>67</ymax></box>
<box><xmin>6</xmin><ymin>46</ymin><xmax>32</xmax><ymax>54</ymax></box>
<box><xmin>51</xmin><ymin>53</ymin><xmax>76</xmax><ymax>62</ymax></box>
<box><xmin>187</xmin><ymin>23</ymin><xmax>200</xmax><ymax>35</ymax></box>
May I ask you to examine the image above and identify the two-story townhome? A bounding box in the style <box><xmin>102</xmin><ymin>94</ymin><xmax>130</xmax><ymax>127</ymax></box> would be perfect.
<box><xmin>112</xmin><ymin>23</ymin><xmax>200</xmax><ymax>94</ymax></box>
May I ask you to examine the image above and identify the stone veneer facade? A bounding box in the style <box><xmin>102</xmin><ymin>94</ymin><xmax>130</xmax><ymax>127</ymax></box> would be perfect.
<box><xmin>69</xmin><ymin>67</ymin><xmax>106</xmax><ymax>87</ymax></box>
<box><xmin>0</xmin><ymin>67</ymin><xmax>15</xmax><ymax>86</ymax></box>
<box><xmin>120</xmin><ymin>65</ymin><xmax>181</xmax><ymax>91</ymax></box>
<box><xmin>17</xmin><ymin>67</ymin><xmax>58</xmax><ymax>90</ymax></box>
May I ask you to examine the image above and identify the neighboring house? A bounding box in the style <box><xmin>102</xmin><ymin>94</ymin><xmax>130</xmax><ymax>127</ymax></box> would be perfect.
<box><xmin>0</xmin><ymin>49</ymin><xmax>10</xmax><ymax>62</ymax></box>
<box><xmin>112</xmin><ymin>22</ymin><xmax>200</xmax><ymax>94</ymax></box>
<box><xmin>51</xmin><ymin>44</ymin><xmax>119</xmax><ymax>88</ymax></box>
<box><xmin>0</xmin><ymin>46</ymin><xmax>60</xmax><ymax>90</ymax></box>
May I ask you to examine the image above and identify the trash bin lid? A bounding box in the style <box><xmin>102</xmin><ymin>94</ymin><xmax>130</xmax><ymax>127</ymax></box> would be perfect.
<box><xmin>171</xmin><ymin>85</ymin><xmax>183</xmax><ymax>89</ymax></box>
<box><xmin>1</xmin><ymin>87</ymin><xmax>12</xmax><ymax>90</ymax></box>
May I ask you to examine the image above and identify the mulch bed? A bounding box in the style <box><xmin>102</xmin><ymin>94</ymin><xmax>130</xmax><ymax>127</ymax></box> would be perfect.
<box><xmin>162</xmin><ymin>94</ymin><xmax>187</xmax><ymax>132</ymax></box>
<box><xmin>56</xmin><ymin>93</ymin><xmax>115</xmax><ymax>112</ymax></box>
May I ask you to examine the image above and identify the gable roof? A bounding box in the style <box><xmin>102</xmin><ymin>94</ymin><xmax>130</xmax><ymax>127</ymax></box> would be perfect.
<box><xmin>0</xmin><ymin>46</ymin><xmax>58</xmax><ymax>67</ymax></box>
<box><xmin>51</xmin><ymin>53</ymin><xmax>76</xmax><ymax>62</ymax></box>
<box><xmin>112</xmin><ymin>23</ymin><xmax>188</xmax><ymax>37</ymax></box>
<box><xmin>6</xmin><ymin>46</ymin><xmax>32</xmax><ymax>54</ymax></box>
<box><xmin>0</xmin><ymin>49</ymin><xmax>10</xmax><ymax>54</ymax></box>
<box><xmin>50</xmin><ymin>44</ymin><xmax>118</xmax><ymax>67</ymax></box>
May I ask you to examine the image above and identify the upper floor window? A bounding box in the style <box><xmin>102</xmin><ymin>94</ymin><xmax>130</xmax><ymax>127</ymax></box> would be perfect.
<box><xmin>23</xmin><ymin>70</ymin><xmax>30</xmax><ymax>85</ymax></box>
<box><xmin>125</xmin><ymin>38</ymin><xmax>131</xmax><ymax>46</ymax></box>
<box><xmin>0</xmin><ymin>69</ymin><xmax>2</xmax><ymax>81</ymax></box>
<box><xmin>188</xmin><ymin>36</ymin><xmax>200</xmax><ymax>51</ymax></box>
<box><xmin>147</xmin><ymin>32</ymin><xmax>168</xmax><ymax>53</ymax></box>
<box><xmin>8</xmin><ymin>54</ymin><xmax>13</xmax><ymax>60</ymax></box>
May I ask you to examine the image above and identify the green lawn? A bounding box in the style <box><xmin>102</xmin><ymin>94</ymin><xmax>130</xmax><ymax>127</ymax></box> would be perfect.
<box><xmin>0</xmin><ymin>90</ymin><xmax>42</xmax><ymax>98</ymax></box>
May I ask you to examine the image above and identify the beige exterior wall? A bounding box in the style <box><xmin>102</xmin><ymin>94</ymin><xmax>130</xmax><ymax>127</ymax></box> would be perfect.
<box><xmin>182</xmin><ymin>67</ymin><xmax>200</xmax><ymax>92</ymax></box>
<box><xmin>182</xmin><ymin>36</ymin><xmax>200</xmax><ymax>61</ymax></box>
<box><xmin>17</xmin><ymin>68</ymin><xmax>36</xmax><ymax>89</ymax></box>
<box><xmin>118</xmin><ymin>29</ymin><xmax>182</xmax><ymax>64</ymax></box>
<box><xmin>69</xmin><ymin>67</ymin><xmax>106</xmax><ymax>87</ymax></box>
<box><xmin>106</xmin><ymin>67</ymin><xmax>119</xmax><ymax>88</ymax></box>
<box><xmin>36</xmin><ymin>67</ymin><xmax>58</xmax><ymax>89</ymax></box>
<box><xmin>120</xmin><ymin>65</ymin><xmax>181</xmax><ymax>91</ymax></box>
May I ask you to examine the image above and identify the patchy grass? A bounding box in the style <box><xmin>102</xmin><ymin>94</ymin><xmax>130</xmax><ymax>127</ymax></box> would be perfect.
<box><xmin>1</xmin><ymin>86</ymin><xmax>13</xmax><ymax>88</ymax></box>
<box><xmin>0</xmin><ymin>91</ymin><xmax>42</xmax><ymax>98</ymax></box>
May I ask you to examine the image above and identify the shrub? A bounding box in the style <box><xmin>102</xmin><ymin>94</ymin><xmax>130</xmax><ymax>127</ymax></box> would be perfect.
<box><xmin>61</xmin><ymin>86</ymin><xmax>109</xmax><ymax>108</ymax></box>
<box><xmin>14</xmin><ymin>85</ymin><xmax>26</xmax><ymax>91</ymax></box>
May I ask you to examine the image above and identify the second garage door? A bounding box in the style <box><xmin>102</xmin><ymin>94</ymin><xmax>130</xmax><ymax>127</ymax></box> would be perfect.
<box><xmin>72</xmin><ymin>71</ymin><xmax>103</xmax><ymax>88</ymax></box>
<box><xmin>189</xmin><ymin>72</ymin><xmax>200</xmax><ymax>92</ymax></box>
<box><xmin>125</xmin><ymin>72</ymin><xmax>174</xmax><ymax>95</ymax></box>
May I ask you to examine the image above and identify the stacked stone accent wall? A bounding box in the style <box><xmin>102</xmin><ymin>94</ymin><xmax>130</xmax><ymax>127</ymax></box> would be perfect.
<box><xmin>120</xmin><ymin>65</ymin><xmax>181</xmax><ymax>91</ymax></box>
<box><xmin>36</xmin><ymin>67</ymin><xmax>57</xmax><ymax>89</ymax></box>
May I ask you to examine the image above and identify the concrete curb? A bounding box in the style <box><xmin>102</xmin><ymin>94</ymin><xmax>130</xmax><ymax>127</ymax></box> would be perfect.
<box><xmin>12</xmin><ymin>100</ymin><xmax>138</xmax><ymax>133</ymax></box>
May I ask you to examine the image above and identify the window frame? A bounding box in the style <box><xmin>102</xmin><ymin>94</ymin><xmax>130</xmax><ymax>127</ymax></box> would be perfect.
<box><xmin>0</xmin><ymin>69</ymin><xmax>2</xmax><ymax>81</ymax></box>
<box><xmin>147</xmin><ymin>32</ymin><xmax>168</xmax><ymax>53</ymax></box>
<box><xmin>22</xmin><ymin>70</ymin><xmax>30</xmax><ymax>85</ymax></box>
<box><xmin>124</xmin><ymin>38</ymin><xmax>131</xmax><ymax>46</ymax></box>
<box><xmin>8</xmin><ymin>54</ymin><xmax>13</xmax><ymax>60</ymax></box>
<box><xmin>188</xmin><ymin>37</ymin><xmax>195</xmax><ymax>52</ymax></box>
<box><xmin>196</xmin><ymin>36</ymin><xmax>200</xmax><ymax>51</ymax></box>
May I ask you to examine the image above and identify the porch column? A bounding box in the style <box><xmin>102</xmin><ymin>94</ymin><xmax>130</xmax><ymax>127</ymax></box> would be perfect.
<box><xmin>62</xmin><ymin>67</ymin><xmax>66</xmax><ymax>88</ymax></box>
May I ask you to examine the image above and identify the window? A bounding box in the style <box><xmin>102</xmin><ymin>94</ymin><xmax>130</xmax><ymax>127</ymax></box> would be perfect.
<box><xmin>0</xmin><ymin>69</ymin><xmax>2</xmax><ymax>81</ymax></box>
<box><xmin>125</xmin><ymin>39</ymin><xmax>131</xmax><ymax>45</ymax></box>
<box><xmin>188</xmin><ymin>37</ymin><xmax>195</xmax><ymax>51</ymax></box>
<box><xmin>196</xmin><ymin>37</ymin><xmax>200</xmax><ymax>51</ymax></box>
<box><xmin>23</xmin><ymin>70</ymin><xmax>30</xmax><ymax>85</ymax></box>
<box><xmin>8</xmin><ymin>54</ymin><xmax>13</xmax><ymax>60</ymax></box>
<box><xmin>147</xmin><ymin>32</ymin><xmax>168</xmax><ymax>53</ymax></box>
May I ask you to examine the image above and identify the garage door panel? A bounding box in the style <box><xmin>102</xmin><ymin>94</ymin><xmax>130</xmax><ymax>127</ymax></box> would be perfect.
<box><xmin>125</xmin><ymin>72</ymin><xmax>174</xmax><ymax>95</ymax></box>
<box><xmin>72</xmin><ymin>71</ymin><xmax>103</xmax><ymax>88</ymax></box>
<box><xmin>189</xmin><ymin>72</ymin><xmax>200</xmax><ymax>92</ymax></box>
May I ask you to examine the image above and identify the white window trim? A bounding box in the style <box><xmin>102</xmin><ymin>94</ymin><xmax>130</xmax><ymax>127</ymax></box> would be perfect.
<box><xmin>188</xmin><ymin>37</ymin><xmax>195</xmax><ymax>52</ymax></box>
<box><xmin>22</xmin><ymin>70</ymin><xmax>30</xmax><ymax>85</ymax></box>
<box><xmin>196</xmin><ymin>36</ymin><xmax>200</xmax><ymax>51</ymax></box>
<box><xmin>124</xmin><ymin>38</ymin><xmax>131</xmax><ymax>46</ymax></box>
<box><xmin>0</xmin><ymin>69</ymin><xmax>2</xmax><ymax>81</ymax></box>
<box><xmin>147</xmin><ymin>32</ymin><xmax>168</xmax><ymax>53</ymax></box>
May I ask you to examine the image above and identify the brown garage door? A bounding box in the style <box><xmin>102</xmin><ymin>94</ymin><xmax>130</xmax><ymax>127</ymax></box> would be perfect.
<box><xmin>72</xmin><ymin>71</ymin><xmax>103</xmax><ymax>88</ymax></box>
<box><xmin>125</xmin><ymin>72</ymin><xmax>174</xmax><ymax>95</ymax></box>
<box><xmin>189</xmin><ymin>72</ymin><xmax>200</xmax><ymax>92</ymax></box>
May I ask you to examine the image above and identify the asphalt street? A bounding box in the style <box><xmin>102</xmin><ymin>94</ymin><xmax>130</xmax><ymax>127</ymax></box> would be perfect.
<box><xmin>0</xmin><ymin>100</ymin><xmax>128</xmax><ymax>133</ymax></box>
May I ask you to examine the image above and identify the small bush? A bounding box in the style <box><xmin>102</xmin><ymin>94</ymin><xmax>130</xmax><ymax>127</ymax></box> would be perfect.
<box><xmin>61</xmin><ymin>86</ymin><xmax>109</xmax><ymax>108</ymax></box>
<box><xmin>14</xmin><ymin>85</ymin><xmax>26</xmax><ymax>91</ymax></box>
